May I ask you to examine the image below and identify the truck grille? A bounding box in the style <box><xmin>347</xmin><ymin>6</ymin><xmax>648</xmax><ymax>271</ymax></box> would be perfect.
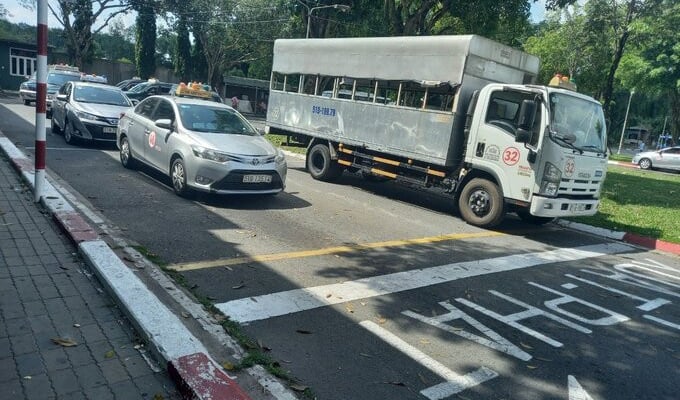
<box><xmin>559</xmin><ymin>178</ymin><xmax>601</xmax><ymax>197</ymax></box>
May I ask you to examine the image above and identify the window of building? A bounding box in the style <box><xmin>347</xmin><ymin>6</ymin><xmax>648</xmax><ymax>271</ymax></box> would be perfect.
<box><xmin>10</xmin><ymin>48</ymin><xmax>37</xmax><ymax>77</ymax></box>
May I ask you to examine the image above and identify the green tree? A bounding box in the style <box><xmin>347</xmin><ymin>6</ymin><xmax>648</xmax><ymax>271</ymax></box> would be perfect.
<box><xmin>20</xmin><ymin>0</ymin><xmax>131</xmax><ymax>69</ymax></box>
<box><xmin>617</xmin><ymin>0</ymin><xmax>680</xmax><ymax>142</ymax></box>
<box><xmin>132</xmin><ymin>0</ymin><xmax>158</xmax><ymax>78</ymax></box>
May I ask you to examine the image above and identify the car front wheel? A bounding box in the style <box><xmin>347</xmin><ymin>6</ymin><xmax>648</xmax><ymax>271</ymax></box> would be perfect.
<box><xmin>63</xmin><ymin>120</ymin><xmax>78</xmax><ymax>145</ymax></box>
<box><xmin>638</xmin><ymin>158</ymin><xmax>652</xmax><ymax>170</ymax></box>
<box><xmin>50</xmin><ymin>116</ymin><xmax>61</xmax><ymax>134</ymax></box>
<box><xmin>171</xmin><ymin>158</ymin><xmax>189</xmax><ymax>197</ymax></box>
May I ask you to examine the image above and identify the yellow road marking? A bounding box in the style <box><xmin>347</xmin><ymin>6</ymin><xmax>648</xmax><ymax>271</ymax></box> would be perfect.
<box><xmin>166</xmin><ymin>231</ymin><xmax>506</xmax><ymax>272</ymax></box>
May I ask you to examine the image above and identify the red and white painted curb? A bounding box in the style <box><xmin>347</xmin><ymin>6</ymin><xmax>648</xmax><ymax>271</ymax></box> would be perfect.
<box><xmin>0</xmin><ymin>133</ymin><xmax>254</xmax><ymax>400</ymax></box>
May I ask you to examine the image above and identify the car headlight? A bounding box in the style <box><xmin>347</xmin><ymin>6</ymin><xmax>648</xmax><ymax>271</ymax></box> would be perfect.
<box><xmin>275</xmin><ymin>149</ymin><xmax>286</xmax><ymax>164</ymax></box>
<box><xmin>76</xmin><ymin>111</ymin><xmax>99</xmax><ymax>121</ymax></box>
<box><xmin>191</xmin><ymin>145</ymin><xmax>232</xmax><ymax>163</ymax></box>
<box><xmin>539</xmin><ymin>162</ymin><xmax>561</xmax><ymax>197</ymax></box>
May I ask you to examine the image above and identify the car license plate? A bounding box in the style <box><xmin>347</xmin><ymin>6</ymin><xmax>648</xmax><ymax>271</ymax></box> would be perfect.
<box><xmin>243</xmin><ymin>174</ymin><xmax>272</xmax><ymax>183</ymax></box>
<box><xmin>103</xmin><ymin>127</ymin><xmax>116</xmax><ymax>133</ymax></box>
<box><xmin>570</xmin><ymin>203</ymin><xmax>587</xmax><ymax>212</ymax></box>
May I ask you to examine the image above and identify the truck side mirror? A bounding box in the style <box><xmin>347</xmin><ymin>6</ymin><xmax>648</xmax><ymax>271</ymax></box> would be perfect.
<box><xmin>515</xmin><ymin>100</ymin><xmax>536</xmax><ymax>144</ymax></box>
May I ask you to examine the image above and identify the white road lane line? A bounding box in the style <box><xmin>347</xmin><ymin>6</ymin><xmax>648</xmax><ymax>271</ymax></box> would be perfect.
<box><xmin>360</xmin><ymin>321</ymin><xmax>498</xmax><ymax>400</ymax></box>
<box><xmin>216</xmin><ymin>243</ymin><xmax>631</xmax><ymax>323</ymax></box>
<box><xmin>568</xmin><ymin>375</ymin><xmax>595</xmax><ymax>400</ymax></box>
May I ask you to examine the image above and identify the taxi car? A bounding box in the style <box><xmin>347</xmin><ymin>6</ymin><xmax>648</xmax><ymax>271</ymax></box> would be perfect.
<box><xmin>19</xmin><ymin>64</ymin><xmax>81</xmax><ymax>116</ymax></box>
<box><xmin>116</xmin><ymin>83</ymin><xmax>287</xmax><ymax>196</ymax></box>
<box><xmin>51</xmin><ymin>81</ymin><xmax>133</xmax><ymax>145</ymax></box>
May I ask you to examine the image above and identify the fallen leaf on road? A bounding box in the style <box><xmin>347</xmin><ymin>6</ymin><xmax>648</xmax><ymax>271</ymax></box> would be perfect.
<box><xmin>296</xmin><ymin>329</ymin><xmax>312</xmax><ymax>335</ymax></box>
<box><xmin>359</xmin><ymin>353</ymin><xmax>372</xmax><ymax>358</ymax></box>
<box><xmin>104</xmin><ymin>350</ymin><xmax>115</xmax><ymax>359</ymax></box>
<box><xmin>383</xmin><ymin>381</ymin><xmax>406</xmax><ymax>387</ymax></box>
<box><xmin>232</xmin><ymin>283</ymin><xmax>245</xmax><ymax>289</ymax></box>
<box><xmin>536</xmin><ymin>357</ymin><xmax>552</xmax><ymax>362</ymax></box>
<box><xmin>326</xmin><ymin>294</ymin><xmax>332</xmax><ymax>298</ymax></box>
<box><xmin>520</xmin><ymin>342</ymin><xmax>533</xmax><ymax>349</ymax></box>
<box><xmin>290</xmin><ymin>384</ymin><xmax>308</xmax><ymax>392</ymax></box>
<box><xmin>23</xmin><ymin>376</ymin><xmax>31</xmax><ymax>380</ymax></box>
<box><xmin>181</xmin><ymin>312</ymin><xmax>190</xmax><ymax>318</ymax></box>
<box><xmin>73</xmin><ymin>324</ymin><xmax>80</xmax><ymax>328</ymax></box>
<box><xmin>52</xmin><ymin>338</ymin><xmax>78</xmax><ymax>347</ymax></box>
<box><xmin>222</xmin><ymin>362</ymin><xmax>235</xmax><ymax>371</ymax></box>
<box><xmin>527</xmin><ymin>365</ymin><xmax>538</xmax><ymax>369</ymax></box>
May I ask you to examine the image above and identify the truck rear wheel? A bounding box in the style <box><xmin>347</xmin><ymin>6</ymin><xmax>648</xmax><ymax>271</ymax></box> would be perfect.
<box><xmin>458</xmin><ymin>178</ymin><xmax>505</xmax><ymax>228</ymax></box>
<box><xmin>307</xmin><ymin>143</ymin><xmax>343</xmax><ymax>181</ymax></box>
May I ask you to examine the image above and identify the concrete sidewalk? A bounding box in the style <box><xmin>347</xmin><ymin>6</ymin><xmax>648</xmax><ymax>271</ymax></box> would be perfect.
<box><xmin>0</xmin><ymin>131</ymin><xmax>296</xmax><ymax>400</ymax></box>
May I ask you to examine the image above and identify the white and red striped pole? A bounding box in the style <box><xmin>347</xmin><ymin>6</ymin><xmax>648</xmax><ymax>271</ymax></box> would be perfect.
<box><xmin>34</xmin><ymin>0</ymin><xmax>48</xmax><ymax>202</ymax></box>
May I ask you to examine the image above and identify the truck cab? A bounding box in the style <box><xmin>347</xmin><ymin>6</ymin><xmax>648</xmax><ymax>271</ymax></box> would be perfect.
<box><xmin>462</xmin><ymin>79</ymin><xmax>607</xmax><ymax>225</ymax></box>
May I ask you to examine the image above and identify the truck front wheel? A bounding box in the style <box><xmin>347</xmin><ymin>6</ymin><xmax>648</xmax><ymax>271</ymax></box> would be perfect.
<box><xmin>458</xmin><ymin>178</ymin><xmax>505</xmax><ymax>228</ymax></box>
<box><xmin>307</xmin><ymin>143</ymin><xmax>343</xmax><ymax>181</ymax></box>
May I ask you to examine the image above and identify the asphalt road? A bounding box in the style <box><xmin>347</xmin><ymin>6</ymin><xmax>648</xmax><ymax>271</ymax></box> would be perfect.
<box><xmin>2</xmin><ymin>97</ymin><xmax>679</xmax><ymax>400</ymax></box>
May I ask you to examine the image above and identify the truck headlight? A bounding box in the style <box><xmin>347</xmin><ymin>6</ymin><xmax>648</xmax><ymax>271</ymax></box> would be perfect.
<box><xmin>539</xmin><ymin>162</ymin><xmax>561</xmax><ymax>197</ymax></box>
<box><xmin>191</xmin><ymin>145</ymin><xmax>231</xmax><ymax>163</ymax></box>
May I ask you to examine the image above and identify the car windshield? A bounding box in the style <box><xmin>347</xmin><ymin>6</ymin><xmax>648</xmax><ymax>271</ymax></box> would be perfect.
<box><xmin>178</xmin><ymin>104</ymin><xmax>258</xmax><ymax>135</ymax></box>
<box><xmin>549</xmin><ymin>93</ymin><xmax>607</xmax><ymax>153</ymax></box>
<box><xmin>73</xmin><ymin>86</ymin><xmax>131</xmax><ymax>106</ymax></box>
<box><xmin>48</xmin><ymin>72</ymin><xmax>78</xmax><ymax>87</ymax></box>
<box><xmin>127</xmin><ymin>83</ymin><xmax>148</xmax><ymax>93</ymax></box>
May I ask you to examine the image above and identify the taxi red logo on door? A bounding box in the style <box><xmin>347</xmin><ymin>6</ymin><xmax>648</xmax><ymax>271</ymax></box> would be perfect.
<box><xmin>148</xmin><ymin>131</ymin><xmax>156</xmax><ymax>148</ymax></box>
<box><xmin>502</xmin><ymin>147</ymin><xmax>520</xmax><ymax>166</ymax></box>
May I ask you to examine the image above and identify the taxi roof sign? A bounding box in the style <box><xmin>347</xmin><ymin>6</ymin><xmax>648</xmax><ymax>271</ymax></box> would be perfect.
<box><xmin>50</xmin><ymin>64</ymin><xmax>80</xmax><ymax>73</ymax></box>
<box><xmin>548</xmin><ymin>74</ymin><xmax>577</xmax><ymax>91</ymax></box>
<box><xmin>175</xmin><ymin>82</ymin><xmax>212</xmax><ymax>99</ymax></box>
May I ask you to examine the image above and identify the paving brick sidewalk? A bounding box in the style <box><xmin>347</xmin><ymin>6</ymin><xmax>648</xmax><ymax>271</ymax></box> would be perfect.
<box><xmin>0</xmin><ymin>154</ymin><xmax>180</xmax><ymax>399</ymax></box>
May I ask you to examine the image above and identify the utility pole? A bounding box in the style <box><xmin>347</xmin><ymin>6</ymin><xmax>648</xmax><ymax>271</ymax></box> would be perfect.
<box><xmin>617</xmin><ymin>89</ymin><xmax>634</xmax><ymax>155</ymax></box>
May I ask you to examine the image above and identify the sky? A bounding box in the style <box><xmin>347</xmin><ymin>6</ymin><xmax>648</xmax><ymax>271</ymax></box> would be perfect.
<box><xmin>5</xmin><ymin>1</ymin><xmax>548</xmax><ymax>28</ymax></box>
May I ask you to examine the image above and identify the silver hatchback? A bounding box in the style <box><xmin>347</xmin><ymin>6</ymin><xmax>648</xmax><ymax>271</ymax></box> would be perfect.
<box><xmin>117</xmin><ymin>95</ymin><xmax>287</xmax><ymax>196</ymax></box>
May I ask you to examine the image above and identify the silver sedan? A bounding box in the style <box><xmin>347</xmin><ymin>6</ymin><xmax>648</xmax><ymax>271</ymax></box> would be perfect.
<box><xmin>117</xmin><ymin>95</ymin><xmax>287</xmax><ymax>196</ymax></box>
<box><xmin>632</xmin><ymin>146</ymin><xmax>680</xmax><ymax>172</ymax></box>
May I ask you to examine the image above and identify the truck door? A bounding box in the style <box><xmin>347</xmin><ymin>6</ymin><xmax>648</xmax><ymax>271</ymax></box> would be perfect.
<box><xmin>469</xmin><ymin>88</ymin><xmax>542</xmax><ymax>201</ymax></box>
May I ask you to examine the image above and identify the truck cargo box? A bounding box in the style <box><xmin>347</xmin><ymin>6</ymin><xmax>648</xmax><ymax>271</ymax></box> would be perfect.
<box><xmin>267</xmin><ymin>35</ymin><xmax>539</xmax><ymax>167</ymax></box>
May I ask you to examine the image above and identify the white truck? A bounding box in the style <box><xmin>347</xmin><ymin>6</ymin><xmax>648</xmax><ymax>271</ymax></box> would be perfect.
<box><xmin>265</xmin><ymin>35</ymin><xmax>608</xmax><ymax>227</ymax></box>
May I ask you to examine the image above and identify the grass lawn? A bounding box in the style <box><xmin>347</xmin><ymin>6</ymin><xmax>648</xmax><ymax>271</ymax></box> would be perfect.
<box><xmin>571</xmin><ymin>165</ymin><xmax>680</xmax><ymax>244</ymax></box>
<box><xmin>608</xmin><ymin>153</ymin><xmax>633</xmax><ymax>163</ymax></box>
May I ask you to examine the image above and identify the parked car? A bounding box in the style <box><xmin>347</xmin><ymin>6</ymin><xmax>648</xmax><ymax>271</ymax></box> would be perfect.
<box><xmin>116</xmin><ymin>78</ymin><xmax>144</xmax><ymax>91</ymax></box>
<box><xmin>51</xmin><ymin>81</ymin><xmax>134</xmax><ymax>145</ymax></box>
<box><xmin>19</xmin><ymin>65</ymin><xmax>82</xmax><ymax>117</ymax></box>
<box><xmin>116</xmin><ymin>89</ymin><xmax>287</xmax><ymax>196</ymax></box>
<box><xmin>632</xmin><ymin>146</ymin><xmax>680</xmax><ymax>171</ymax></box>
<box><xmin>124</xmin><ymin>79</ymin><xmax>174</xmax><ymax>101</ymax></box>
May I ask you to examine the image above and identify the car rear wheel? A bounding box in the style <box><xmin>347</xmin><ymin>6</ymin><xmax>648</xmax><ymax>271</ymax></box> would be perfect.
<box><xmin>638</xmin><ymin>158</ymin><xmax>652</xmax><ymax>170</ymax></box>
<box><xmin>63</xmin><ymin>120</ymin><xmax>78</xmax><ymax>145</ymax></box>
<box><xmin>119</xmin><ymin>136</ymin><xmax>135</xmax><ymax>169</ymax></box>
<box><xmin>171</xmin><ymin>158</ymin><xmax>189</xmax><ymax>197</ymax></box>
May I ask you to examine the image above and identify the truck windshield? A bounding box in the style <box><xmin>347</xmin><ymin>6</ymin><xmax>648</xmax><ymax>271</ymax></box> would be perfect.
<box><xmin>549</xmin><ymin>93</ymin><xmax>606</xmax><ymax>153</ymax></box>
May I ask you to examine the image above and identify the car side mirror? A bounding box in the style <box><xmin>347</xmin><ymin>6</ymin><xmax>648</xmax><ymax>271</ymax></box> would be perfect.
<box><xmin>56</xmin><ymin>94</ymin><xmax>68</xmax><ymax>102</ymax></box>
<box><xmin>155</xmin><ymin>119</ymin><xmax>173</xmax><ymax>130</ymax></box>
<box><xmin>515</xmin><ymin>100</ymin><xmax>536</xmax><ymax>144</ymax></box>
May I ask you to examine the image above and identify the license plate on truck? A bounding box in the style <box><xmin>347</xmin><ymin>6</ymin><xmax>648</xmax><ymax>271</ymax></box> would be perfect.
<box><xmin>570</xmin><ymin>203</ymin><xmax>587</xmax><ymax>212</ymax></box>
<box><xmin>243</xmin><ymin>174</ymin><xmax>272</xmax><ymax>183</ymax></box>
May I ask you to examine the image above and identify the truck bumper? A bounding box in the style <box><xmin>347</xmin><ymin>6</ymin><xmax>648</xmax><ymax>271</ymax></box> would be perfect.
<box><xmin>530</xmin><ymin>196</ymin><xmax>599</xmax><ymax>218</ymax></box>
